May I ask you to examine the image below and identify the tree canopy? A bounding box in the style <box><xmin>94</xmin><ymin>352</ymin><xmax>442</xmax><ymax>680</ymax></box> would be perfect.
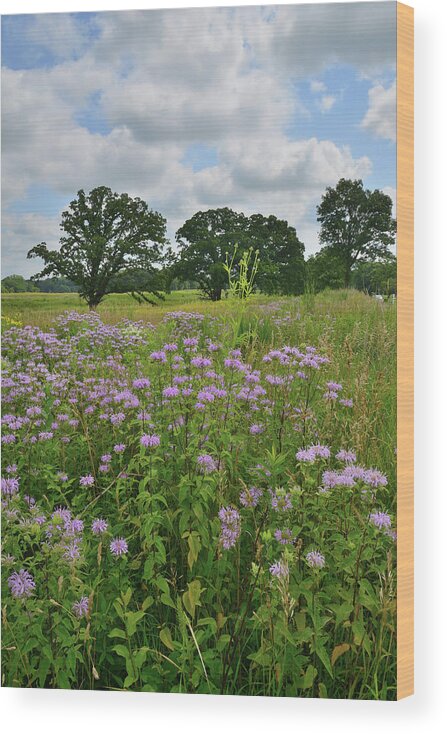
<box><xmin>316</xmin><ymin>178</ymin><xmax>396</xmax><ymax>286</ymax></box>
<box><xmin>174</xmin><ymin>207</ymin><xmax>305</xmax><ymax>300</ymax></box>
<box><xmin>1</xmin><ymin>274</ymin><xmax>38</xmax><ymax>293</ymax></box>
<box><xmin>305</xmin><ymin>249</ymin><xmax>345</xmax><ymax>293</ymax></box>
<box><xmin>27</xmin><ymin>186</ymin><xmax>167</xmax><ymax>308</ymax></box>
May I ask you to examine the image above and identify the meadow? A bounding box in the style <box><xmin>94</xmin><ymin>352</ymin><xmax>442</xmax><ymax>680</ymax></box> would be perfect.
<box><xmin>1</xmin><ymin>289</ymin><xmax>397</xmax><ymax>698</ymax></box>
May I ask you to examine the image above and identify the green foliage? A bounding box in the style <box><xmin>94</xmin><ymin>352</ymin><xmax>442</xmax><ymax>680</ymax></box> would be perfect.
<box><xmin>27</xmin><ymin>186</ymin><xmax>167</xmax><ymax>309</ymax></box>
<box><xmin>317</xmin><ymin>179</ymin><xmax>396</xmax><ymax>286</ymax></box>
<box><xmin>1</xmin><ymin>290</ymin><xmax>397</xmax><ymax>698</ymax></box>
<box><xmin>174</xmin><ymin>208</ymin><xmax>305</xmax><ymax>300</ymax></box>
<box><xmin>223</xmin><ymin>245</ymin><xmax>260</xmax><ymax>300</ymax></box>
<box><xmin>34</xmin><ymin>277</ymin><xmax>80</xmax><ymax>293</ymax></box>
<box><xmin>1</xmin><ymin>274</ymin><xmax>39</xmax><ymax>293</ymax></box>
<box><xmin>351</xmin><ymin>259</ymin><xmax>397</xmax><ymax>296</ymax></box>
<box><xmin>306</xmin><ymin>249</ymin><xmax>345</xmax><ymax>293</ymax></box>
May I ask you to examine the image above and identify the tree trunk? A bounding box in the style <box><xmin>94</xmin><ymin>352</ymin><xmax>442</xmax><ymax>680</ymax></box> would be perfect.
<box><xmin>211</xmin><ymin>288</ymin><xmax>222</xmax><ymax>301</ymax></box>
<box><xmin>344</xmin><ymin>265</ymin><xmax>351</xmax><ymax>288</ymax></box>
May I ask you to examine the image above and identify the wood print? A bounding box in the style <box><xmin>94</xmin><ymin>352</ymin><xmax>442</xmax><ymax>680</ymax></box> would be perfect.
<box><xmin>1</xmin><ymin>2</ymin><xmax>413</xmax><ymax>699</ymax></box>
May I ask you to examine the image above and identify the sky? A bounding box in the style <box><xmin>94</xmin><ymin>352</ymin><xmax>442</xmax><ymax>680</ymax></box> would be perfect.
<box><xmin>1</xmin><ymin>2</ymin><xmax>397</xmax><ymax>278</ymax></box>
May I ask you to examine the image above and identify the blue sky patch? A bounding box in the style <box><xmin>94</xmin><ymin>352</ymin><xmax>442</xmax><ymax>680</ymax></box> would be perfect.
<box><xmin>181</xmin><ymin>144</ymin><xmax>219</xmax><ymax>172</ymax></box>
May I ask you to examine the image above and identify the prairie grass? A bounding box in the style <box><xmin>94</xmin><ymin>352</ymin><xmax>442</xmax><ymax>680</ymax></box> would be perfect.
<box><xmin>1</xmin><ymin>289</ymin><xmax>397</xmax><ymax>697</ymax></box>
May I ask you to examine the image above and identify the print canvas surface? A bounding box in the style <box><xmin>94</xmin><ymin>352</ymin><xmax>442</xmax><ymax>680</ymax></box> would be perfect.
<box><xmin>1</xmin><ymin>2</ymin><xmax>413</xmax><ymax>700</ymax></box>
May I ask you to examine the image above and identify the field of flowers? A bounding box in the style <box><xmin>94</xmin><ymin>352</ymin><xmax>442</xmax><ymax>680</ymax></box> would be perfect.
<box><xmin>1</xmin><ymin>292</ymin><xmax>397</xmax><ymax>698</ymax></box>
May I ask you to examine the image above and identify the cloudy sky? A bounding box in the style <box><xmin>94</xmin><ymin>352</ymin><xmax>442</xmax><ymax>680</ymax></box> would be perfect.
<box><xmin>1</xmin><ymin>2</ymin><xmax>396</xmax><ymax>277</ymax></box>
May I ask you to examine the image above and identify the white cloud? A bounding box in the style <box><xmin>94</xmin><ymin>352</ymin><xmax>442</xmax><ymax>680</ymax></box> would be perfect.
<box><xmin>1</xmin><ymin>212</ymin><xmax>61</xmax><ymax>277</ymax></box>
<box><xmin>361</xmin><ymin>80</ymin><xmax>396</xmax><ymax>142</ymax></box>
<box><xmin>319</xmin><ymin>95</ymin><xmax>336</xmax><ymax>112</ymax></box>
<box><xmin>310</xmin><ymin>80</ymin><xmax>326</xmax><ymax>94</ymax></box>
<box><xmin>1</xmin><ymin>5</ymin><xmax>395</xmax><ymax>275</ymax></box>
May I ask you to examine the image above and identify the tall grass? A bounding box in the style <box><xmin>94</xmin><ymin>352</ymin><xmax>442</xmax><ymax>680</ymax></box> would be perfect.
<box><xmin>1</xmin><ymin>289</ymin><xmax>397</xmax><ymax>697</ymax></box>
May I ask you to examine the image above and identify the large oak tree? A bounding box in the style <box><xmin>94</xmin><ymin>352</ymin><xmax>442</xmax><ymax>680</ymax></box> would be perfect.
<box><xmin>316</xmin><ymin>178</ymin><xmax>396</xmax><ymax>287</ymax></box>
<box><xmin>27</xmin><ymin>186</ymin><xmax>167</xmax><ymax>309</ymax></box>
<box><xmin>174</xmin><ymin>207</ymin><xmax>305</xmax><ymax>300</ymax></box>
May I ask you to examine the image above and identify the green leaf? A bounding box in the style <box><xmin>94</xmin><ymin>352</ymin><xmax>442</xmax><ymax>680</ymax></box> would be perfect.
<box><xmin>247</xmin><ymin>649</ymin><xmax>272</xmax><ymax>666</ymax></box>
<box><xmin>108</xmin><ymin>628</ymin><xmax>126</xmax><ymax>640</ymax></box>
<box><xmin>113</xmin><ymin>644</ymin><xmax>130</xmax><ymax>661</ymax></box>
<box><xmin>121</xmin><ymin>588</ymin><xmax>132</xmax><ymax>607</ymax></box>
<box><xmin>196</xmin><ymin>617</ymin><xmax>217</xmax><ymax>634</ymax></box>
<box><xmin>141</xmin><ymin>596</ymin><xmax>154</xmax><ymax>611</ymax></box>
<box><xmin>187</xmin><ymin>532</ymin><xmax>201</xmax><ymax>570</ymax></box>
<box><xmin>125</xmin><ymin>610</ymin><xmax>145</xmax><ymax>637</ymax></box>
<box><xmin>296</xmin><ymin>665</ymin><xmax>317</xmax><ymax>690</ymax></box>
<box><xmin>155</xmin><ymin>577</ymin><xmax>170</xmax><ymax>595</ymax></box>
<box><xmin>182</xmin><ymin>579</ymin><xmax>203</xmax><ymax>619</ymax></box>
<box><xmin>331</xmin><ymin>643</ymin><xmax>351</xmax><ymax>666</ymax></box>
<box><xmin>216</xmin><ymin>634</ymin><xmax>231</xmax><ymax>652</ymax></box>
<box><xmin>316</xmin><ymin>641</ymin><xmax>333</xmax><ymax>678</ymax></box>
<box><xmin>134</xmin><ymin>648</ymin><xmax>148</xmax><ymax>670</ymax></box>
<box><xmin>159</xmin><ymin>627</ymin><xmax>175</xmax><ymax>651</ymax></box>
<box><xmin>160</xmin><ymin>592</ymin><xmax>176</xmax><ymax>609</ymax></box>
<box><xmin>123</xmin><ymin>673</ymin><xmax>138</xmax><ymax>689</ymax></box>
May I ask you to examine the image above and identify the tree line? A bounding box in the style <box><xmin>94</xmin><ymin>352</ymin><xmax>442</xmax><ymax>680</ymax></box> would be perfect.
<box><xmin>2</xmin><ymin>179</ymin><xmax>396</xmax><ymax>308</ymax></box>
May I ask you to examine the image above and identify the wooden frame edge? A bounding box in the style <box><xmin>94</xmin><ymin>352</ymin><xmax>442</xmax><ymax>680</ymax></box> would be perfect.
<box><xmin>396</xmin><ymin>1</ymin><xmax>414</xmax><ymax>701</ymax></box>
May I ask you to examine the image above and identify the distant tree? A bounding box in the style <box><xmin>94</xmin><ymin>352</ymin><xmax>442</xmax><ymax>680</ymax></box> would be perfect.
<box><xmin>35</xmin><ymin>277</ymin><xmax>80</xmax><ymax>293</ymax></box>
<box><xmin>27</xmin><ymin>186</ymin><xmax>167</xmax><ymax>309</ymax></box>
<box><xmin>351</xmin><ymin>258</ymin><xmax>397</xmax><ymax>296</ymax></box>
<box><xmin>1</xmin><ymin>274</ymin><xmax>38</xmax><ymax>293</ymax></box>
<box><xmin>305</xmin><ymin>249</ymin><xmax>345</xmax><ymax>293</ymax></box>
<box><xmin>108</xmin><ymin>268</ymin><xmax>167</xmax><ymax>304</ymax></box>
<box><xmin>174</xmin><ymin>207</ymin><xmax>305</xmax><ymax>300</ymax></box>
<box><xmin>317</xmin><ymin>178</ymin><xmax>396</xmax><ymax>287</ymax></box>
<box><xmin>175</xmin><ymin>208</ymin><xmax>246</xmax><ymax>301</ymax></box>
<box><xmin>245</xmin><ymin>214</ymin><xmax>305</xmax><ymax>295</ymax></box>
<box><xmin>169</xmin><ymin>277</ymin><xmax>199</xmax><ymax>291</ymax></box>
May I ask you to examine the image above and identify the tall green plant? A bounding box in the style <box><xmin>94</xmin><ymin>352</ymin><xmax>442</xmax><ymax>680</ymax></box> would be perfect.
<box><xmin>223</xmin><ymin>245</ymin><xmax>260</xmax><ymax>301</ymax></box>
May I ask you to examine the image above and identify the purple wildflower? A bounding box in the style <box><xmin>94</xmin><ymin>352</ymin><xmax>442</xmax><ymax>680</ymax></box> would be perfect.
<box><xmin>80</xmin><ymin>474</ymin><xmax>94</xmax><ymax>487</ymax></box>
<box><xmin>140</xmin><ymin>433</ymin><xmax>161</xmax><ymax>448</ymax></box>
<box><xmin>218</xmin><ymin>507</ymin><xmax>241</xmax><ymax>549</ymax></box>
<box><xmin>197</xmin><ymin>454</ymin><xmax>218</xmax><ymax>474</ymax></box>
<box><xmin>269</xmin><ymin>560</ymin><xmax>289</xmax><ymax>578</ymax></box>
<box><xmin>339</xmin><ymin>398</ymin><xmax>353</xmax><ymax>408</ymax></box>
<box><xmin>326</xmin><ymin>381</ymin><xmax>342</xmax><ymax>392</ymax></box>
<box><xmin>269</xmin><ymin>489</ymin><xmax>292</xmax><ymax>512</ymax></box>
<box><xmin>72</xmin><ymin>596</ymin><xmax>90</xmax><ymax>618</ymax></box>
<box><xmin>274</xmin><ymin>528</ymin><xmax>295</xmax><ymax>545</ymax></box>
<box><xmin>114</xmin><ymin>444</ymin><xmax>125</xmax><ymax>453</ymax></box>
<box><xmin>8</xmin><ymin>569</ymin><xmax>35</xmax><ymax>598</ymax></box>
<box><xmin>110</xmin><ymin>537</ymin><xmax>128</xmax><ymax>556</ymax></box>
<box><xmin>362</xmin><ymin>469</ymin><xmax>388</xmax><ymax>488</ymax></box>
<box><xmin>249</xmin><ymin>424</ymin><xmax>264</xmax><ymax>435</ymax></box>
<box><xmin>133</xmin><ymin>378</ymin><xmax>151</xmax><ymax>389</ymax></box>
<box><xmin>92</xmin><ymin>518</ymin><xmax>108</xmax><ymax>535</ymax></box>
<box><xmin>64</xmin><ymin>538</ymin><xmax>82</xmax><ymax>562</ymax></box>
<box><xmin>306</xmin><ymin>550</ymin><xmax>325</xmax><ymax>569</ymax></box>
<box><xmin>322</xmin><ymin>470</ymin><xmax>356</xmax><ymax>490</ymax></box>
<box><xmin>1</xmin><ymin>476</ymin><xmax>19</xmax><ymax>497</ymax></box>
<box><xmin>369</xmin><ymin>511</ymin><xmax>392</xmax><ymax>529</ymax></box>
<box><xmin>239</xmin><ymin>486</ymin><xmax>263</xmax><ymax>508</ymax></box>
<box><xmin>191</xmin><ymin>357</ymin><xmax>212</xmax><ymax>368</ymax></box>
<box><xmin>162</xmin><ymin>386</ymin><xmax>180</xmax><ymax>398</ymax></box>
<box><xmin>336</xmin><ymin>449</ymin><xmax>357</xmax><ymax>464</ymax></box>
<box><xmin>296</xmin><ymin>444</ymin><xmax>331</xmax><ymax>463</ymax></box>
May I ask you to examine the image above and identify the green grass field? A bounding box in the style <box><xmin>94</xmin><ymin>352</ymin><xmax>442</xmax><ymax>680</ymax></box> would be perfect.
<box><xmin>1</xmin><ymin>288</ymin><xmax>397</xmax><ymax>696</ymax></box>
<box><xmin>2</xmin><ymin>288</ymin><xmax>396</xmax><ymax>475</ymax></box>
